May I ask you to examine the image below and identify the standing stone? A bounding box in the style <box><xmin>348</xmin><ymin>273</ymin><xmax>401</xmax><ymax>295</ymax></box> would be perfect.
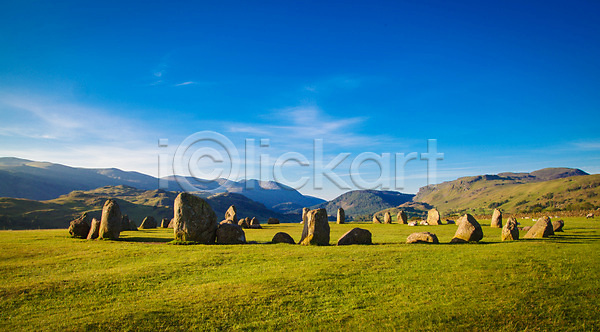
<box><xmin>337</xmin><ymin>208</ymin><xmax>345</xmax><ymax>224</ymax></box>
<box><xmin>87</xmin><ymin>218</ymin><xmax>101</xmax><ymax>239</ymax></box>
<box><xmin>173</xmin><ymin>192</ymin><xmax>218</xmax><ymax>243</ymax></box>
<box><xmin>299</xmin><ymin>208</ymin><xmax>330</xmax><ymax>246</ymax></box>
<box><xmin>68</xmin><ymin>213</ymin><xmax>91</xmax><ymax>238</ymax></box>
<box><xmin>216</xmin><ymin>223</ymin><xmax>246</xmax><ymax>244</ymax></box>
<box><xmin>397</xmin><ymin>211</ymin><xmax>408</xmax><ymax>224</ymax></box>
<box><xmin>249</xmin><ymin>217</ymin><xmax>262</xmax><ymax>229</ymax></box>
<box><xmin>167</xmin><ymin>219</ymin><xmax>174</xmax><ymax>228</ymax></box>
<box><xmin>427</xmin><ymin>208</ymin><xmax>442</xmax><ymax>225</ymax></box>
<box><xmin>501</xmin><ymin>217</ymin><xmax>519</xmax><ymax>241</ymax></box>
<box><xmin>267</xmin><ymin>217</ymin><xmax>280</xmax><ymax>224</ymax></box>
<box><xmin>120</xmin><ymin>215</ymin><xmax>132</xmax><ymax>231</ymax></box>
<box><xmin>98</xmin><ymin>199</ymin><xmax>122</xmax><ymax>240</ymax></box>
<box><xmin>225</xmin><ymin>205</ymin><xmax>238</xmax><ymax>223</ymax></box>
<box><xmin>372</xmin><ymin>215</ymin><xmax>381</xmax><ymax>224</ymax></box>
<box><xmin>407</xmin><ymin>232</ymin><xmax>439</xmax><ymax>244</ymax></box>
<box><xmin>128</xmin><ymin>218</ymin><xmax>138</xmax><ymax>231</ymax></box>
<box><xmin>552</xmin><ymin>219</ymin><xmax>564</xmax><ymax>232</ymax></box>
<box><xmin>139</xmin><ymin>216</ymin><xmax>157</xmax><ymax>229</ymax></box>
<box><xmin>238</xmin><ymin>217</ymin><xmax>250</xmax><ymax>229</ymax></box>
<box><xmin>337</xmin><ymin>228</ymin><xmax>372</xmax><ymax>245</ymax></box>
<box><xmin>272</xmin><ymin>232</ymin><xmax>295</xmax><ymax>244</ymax></box>
<box><xmin>161</xmin><ymin>218</ymin><xmax>169</xmax><ymax>228</ymax></box>
<box><xmin>491</xmin><ymin>209</ymin><xmax>502</xmax><ymax>228</ymax></box>
<box><xmin>450</xmin><ymin>214</ymin><xmax>483</xmax><ymax>243</ymax></box>
<box><xmin>384</xmin><ymin>212</ymin><xmax>392</xmax><ymax>224</ymax></box>
<box><xmin>301</xmin><ymin>207</ymin><xmax>309</xmax><ymax>224</ymax></box>
<box><xmin>524</xmin><ymin>216</ymin><xmax>554</xmax><ymax>239</ymax></box>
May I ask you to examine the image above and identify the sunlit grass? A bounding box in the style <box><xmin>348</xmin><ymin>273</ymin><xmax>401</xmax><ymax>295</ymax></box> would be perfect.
<box><xmin>0</xmin><ymin>217</ymin><xmax>599</xmax><ymax>330</ymax></box>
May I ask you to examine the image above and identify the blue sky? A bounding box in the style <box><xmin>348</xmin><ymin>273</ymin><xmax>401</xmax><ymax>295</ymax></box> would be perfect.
<box><xmin>1</xmin><ymin>0</ymin><xmax>599</xmax><ymax>199</ymax></box>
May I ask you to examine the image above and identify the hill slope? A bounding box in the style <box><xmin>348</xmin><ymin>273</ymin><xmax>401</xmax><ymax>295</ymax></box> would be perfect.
<box><xmin>0</xmin><ymin>185</ymin><xmax>293</xmax><ymax>230</ymax></box>
<box><xmin>312</xmin><ymin>190</ymin><xmax>415</xmax><ymax>217</ymax></box>
<box><xmin>414</xmin><ymin>169</ymin><xmax>599</xmax><ymax>215</ymax></box>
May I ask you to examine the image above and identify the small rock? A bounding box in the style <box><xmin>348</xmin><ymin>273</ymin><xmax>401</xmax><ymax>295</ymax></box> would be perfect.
<box><xmin>501</xmin><ymin>217</ymin><xmax>519</xmax><ymax>241</ymax></box>
<box><xmin>372</xmin><ymin>215</ymin><xmax>381</xmax><ymax>224</ymax></box>
<box><xmin>216</xmin><ymin>223</ymin><xmax>246</xmax><ymax>244</ymax></box>
<box><xmin>68</xmin><ymin>213</ymin><xmax>91</xmax><ymax>239</ymax></box>
<box><xmin>87</xmin><ymin>218</ymin><xmax>101</xmax><ymax>239</ymax></box>
<box><xmin>272</xmin><ymin>232</ymin><xmax>295</xmax><ymax>244</ymax></box>
<box><xmin>450</xmin><ymin>214</ymin><xmax>483</xmax><ymax>243</ymax></box>
<box><xmin>139</xmin><ymin>216</ymin><xmax>157</xmax><ymax>229</ymax></box>
<box><xmin>552</xmin><ymin>219</ymin><xmax>564</xmax><ymax>232</ymax></box>
<box><xmin>524</xmin><ymin>216</ymin><xmax>554</xmax><ymax>239</ymax></box>
<box><xmin>267</xmin><ymin>217</ymin><xmax>280</xmax><ymax>224</ymax></box>
<box><xmin>225</xmin><ymin>205</ymin><xmax>238</xmax><ymax>223</ymax></box>
<box><xmin>406</xmin><ymin>232</ymin><xmax>439</xmax><ymax>244</ymax></box>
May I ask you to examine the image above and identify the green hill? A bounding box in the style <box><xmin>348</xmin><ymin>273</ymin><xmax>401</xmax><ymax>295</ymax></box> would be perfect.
<box><xmin>0</xmin><ymin>185</ymin><xmax>292</xmax><ymax>230</ymax></box>
<box><xmin>312</xmin><ymin>190</ymin><xmax>414</xmax><ymax>217</ymax></box>
<box><xmin>414</xmin><ymin>170</ymin><xmax>600</xmax><ymax>215</ymax></box>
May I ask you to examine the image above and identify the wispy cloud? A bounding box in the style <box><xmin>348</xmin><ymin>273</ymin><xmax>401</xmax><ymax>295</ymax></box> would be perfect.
<box><xmin>174</xmin><ymin>81</ymin><xmax>197</xmax><ymax>87</ymax></box>
<box><xmin>573</xmin><ymin>141</ymin><xmax>600</xmax><ymax>151</ymax></box>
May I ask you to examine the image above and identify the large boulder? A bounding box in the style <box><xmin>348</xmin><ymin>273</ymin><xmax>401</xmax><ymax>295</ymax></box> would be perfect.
<box><xmin>501</xmin><ymin>217</ymin><xmax>519</xmax><ymax>241</ymax></box>
<box><xmin>301</xmin><ymin>207</ymin><xmax>309</xmax><ymax>224</ymax></box>
<box><xmin>272</xmin><ymin>232</ymin><xmax>295</xmax><ymax>244</ymax></box>
<box><xmin>225</xmin><ymin>205</ymin><xmax>238</xmax><ymax>223</ymax></box>
<box><xmin>139</xmin><ymin>216</ymin><xmax>157</xmax><ymax>229</ymax></box>
<box><xmin>397</xmin><ymin>211</ymin><xmax>408</xmax><ymax>224</ymax></box>
<box><xmin>267</xmin><ymin>217</ymin><xmax>280</xmax><ymax>224</ymax></box>
<box><xmin>552</xmin><ymin>219</ymin><xmax>564</xmax><ymax>232</ymax></box>
<box><xmin>524</xmin><ymin>216</ymin><xmax>554</xmax><ymax>239</ymax></box>
<box><xmin>68</xmin><ymin>213</ymin><xmax>91</xmax><ymax>239</ymax></box>
<box><xmin>491</xmin><ymin>209</ymin><xmax>502</xmax><ymax>228</ymax></box>
<box><xmin>299</xmin><ymin>208</ymin><xmax>330</xmax><ymax>246</ymax></box>
<box><xmin>337</xmin><ymin>208</ymin><xmax>345</xmax><ymax>224</ymax></box>
<box><xmin>451</xmin><ymin>214</ymin><xmax>483</xmax><ymax>243</ymax></box>
<box><xmin>87</xmin><ymin>218</ymin><xmax>101</xmax><ymax>239</ymax></box>
<box><xmin>161</xmin><ymin>218</ymin><xmax>170</xmax><ymax>228</ymax></box>
<box><xmin>337</xmin><ymin>228</ymin><xmax>372</xmax><ymax>245</ymax></box>
<box><xmin>216</xmin><ymin>223</ymin><xmax>246</xmax><ymax>244</ymax></box>
<box><xmin>173</xmin><ymin>192</ymin><xmax>218</xmax><ymax>243</ymax></box>
<box><xmin>427</xmin><ymin>208</ymin><xmax>442</xmax><ymax>225</ymax></box>
<box><xmin>407</xmin><ymin>232</ymin><xmax>439</xmax><ymax>244</ymax></box>
<box><xmin>98</xmin><ymin>199</ymin><xmax>122</xmax><ymax>240</ymax></box>
<box><xmin>384</xmin><ymin>212</ymin><xmax>392</xmax><ymax>224</ymax></box>
<box><xmin>372</xmin><ymin>215</ymin><xmax>381</xmax><ymax>224</ymax></box>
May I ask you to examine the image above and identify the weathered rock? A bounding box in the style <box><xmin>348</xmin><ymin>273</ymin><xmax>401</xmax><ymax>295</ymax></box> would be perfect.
<box><xmin>397</xmin><ymin>211</ymin><xmax>408</xmax><ymax>224</ymax></box>
<box><xmin>384</xmin><ymin>212</ymin><xmax>392</xmax><ymax>224</ymax></box>
<box><xmin>238</xmin><ymin>217</ymin><xmax>250</xmax><ymax>229</ymax></box>
<box><xmin>300</xmin><ymin>208</ymin><xmax>330</xmax><ymax>246</ymax></box>
<box><xmin>372</xmin><ymin>215</ymin><xmax>381</xmax><ymax>224</ymax></box>
<box><xmin>120</xmin><ymin>215</ymin><xmax>132</xmax><ymax>231</ymax></box>
<box><xmin>225</xmin><ymin>205</ymin><xmax>238</xmax><ymax>223</ymax></box>
<box><xmin>167</xmin><ymin>219</ymin><xmax>174</xmax><ymax>228</ymax></box>
<box><xmin>491</xmin><ymin>209</ymin><xmax>502</xmax><ymax>228</ymax></box>
<box><xmin>272</xmin><ymin>232</ymin><xmax>295</xmax><ymax>244</ymax></box>
<box><xmin>98</xmin><ymin>199</ymin><xmax>122</xmax><ymax>240</ymax></box>
<box><xmin>407</xmin><ymin>232</ymin><xmax>439</xmax><ymax>244</ymax></box>
<box><xmin>139</xmin><ymin>216</ymin><xmax>157</xmax><ymax>229</ymax></box>
<box><xmin>450</xmin><ymin>214</ymin><xmax>483</xmax><ymax>243</ymax></box>
<box><xmin>216</xmin><ymin>223</ymin><xmax>246</xmax><ymax>244</ymax></box>
<box><xmin>267</xmin><ymin>217</ymin><xmax>280</xmax><ymax>224</ymax></box>
<box><xmin>161</xmin><ymin>218</ymin><xmax>170</xmax><ymax>228</ymax></box>
<box><xmin>501</xmin><ymin>217</ymin><xmax>519</xmax><ymax>241</ymax></box>
<box><xmin>87</xmin><ymin>218</ymin><xmax>101</xmax><ymax>239</ymax></box>
<box><xmin>68</xmin><ymin>213</ymin><xmax>91</xmax><ymax>238</ymax></box>
<box><xmin>524</xmin><ymin>216</ymin><xmax>554</xmax><ymax>239</ymax></box>
<box><xmin>173</xmin><ymin>192</ymin><xmax>218</xmax><ymax>243</ymax></box>
<box><xmin>249</xmin><ymin>217</ymin><xmax>262</xmax><ymax>229</ymax></box>
<box><xmin>337</xmin><ymin>208</ymin><xmax>345</xmax><ymax>224</ymax></box>
<box><xmin>301</xmin><ymin>207</ymin><xmax>309</xmax><ymax>224</ymax></box>
<box><xmin>427</xmin><ymin>208</ymin><xmax>442</xmax><ymax>225</ymax></box>
<box><xmin>552</xmin><ymin>219</ymin><xmax>564</xmax><ymax>232</ymax></box>
<box><xmin>128</xmin><ymin>218</ymin><xmax>138</xmax><ymax>231</ymax></box>
<box><xmin>337</xmin><ymin>228</ymin><xmax>372</xmax><ymax>245</ymax></box>
<box><xmin>220</xmin><ymin>219</ymin><xmax>234</xmax><ymax>225</ymax></box>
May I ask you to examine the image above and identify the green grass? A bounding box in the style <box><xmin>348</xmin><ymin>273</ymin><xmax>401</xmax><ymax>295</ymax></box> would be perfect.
<box><xmin>1</xmin><ymin>218</ymin><xmax>599</xmax><ymax>331</ymax></box>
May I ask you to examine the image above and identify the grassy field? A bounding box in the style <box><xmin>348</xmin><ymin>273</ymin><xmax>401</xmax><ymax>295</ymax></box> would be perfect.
<box><xmin>1</xmin><ymin>218</ymin><xmax>599</xmax><ymax>331</ymax></box>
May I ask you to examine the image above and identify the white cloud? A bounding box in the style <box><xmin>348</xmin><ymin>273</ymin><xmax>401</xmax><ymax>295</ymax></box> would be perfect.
<box><xmin>174</xmin><ymin>81</ymin><xmax>197</xmax><ymax>86</ymax></box>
